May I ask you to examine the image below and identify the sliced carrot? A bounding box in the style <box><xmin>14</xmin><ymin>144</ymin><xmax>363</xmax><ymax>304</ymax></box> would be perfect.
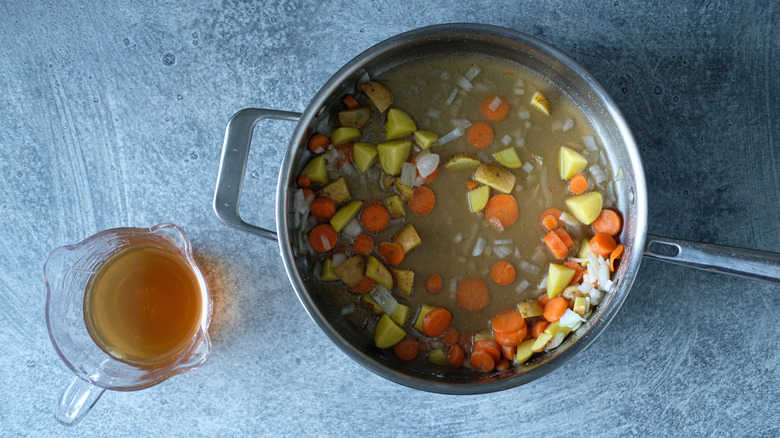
<box><xmin>543</xmin><ymin>230</ymin><xmax>569</xmax><ymax>259</ymax></box>
<box><xmin>310</xmin><ymin>197</ymin><xmax>337</xmax><ymax>221</ymax></box>
<box><xmin>554</xmin><ymin>229</ymin><xmax>575</xmax><ymax>249</ymax></box>
<box><xmin>455</xmin><ymin>277</ymin><xmax>489</xmax><ymax>312</ymax></box>
<box><xmin>563</xmin><ymin>261</ymin><xmax>584</xmax><ymax>284</ymax></box>
<box><xmin>568</xmin><ymin>173</ymin><xmax>588</xmax><ymax>194</ymax></box>
<box><xmin>425</xmin><ymin>274</ymin><xmax>442</xmax><ymax>294</ymax></box>
<box><xmin>342</xmin><ymin>94</ymin><xmax>359</xmax><ymax>110</ymax></box>
<box><xmin>490</xmin><ymin>309</ymin><xmax>527</xmax><ymax>335</ymax></box>
<box><xmin>297</xmin><ymin>174</ymin><xmax>311</xmax><ymax>188</ymax></box>
<box><xmin>592</xmin><ymin>209</ymin><xmax>623</xmax><ymax>236</ymax></box>
<box><xmin>500</xmin><ymin>344</ymin><xmax>516</xmax><ymax>361</ymax></box>
<box><xmin>537</xmin><ymin>294</ymin><xmax>550</xmax><ymax>308</ymax></box>
<box><xmin>495</xmin><ymin>358</ymin><xmax>511</xmax><ymax>371</ymax></box>
<box><xmin>377</xmin><ymin>242</ymin><xmax>404</xmax><ymax>267</ymax></box>
<box><xmin>446</xmin><ymin>344</ymin><xmax>466</xmax><ymax>368</ymax></box>
<box><xmin>353</xmin><ymin>234</ymin><xmax>374</xmax><ymax>256</ymax></box>
<box><xmin>393</xmin><ymin>336</ymin><xmax>419</xmax><ymax>361</ymax></box>
<box><xmin>473</xmin><ymin>340</ymin><xmax>502</xmax><ymax>361</ymax></box>
<box><xmin>442</xmin><ymin>326</ymin><xmax>459</xmax><ymax>347</ymax></box>
<box><xmin>302</xmin><ymin>188</ymin><xmax>315</xmax><ymax>201</ymax></box>
<box><xmin>490</xmin><ymin>261</ymin><xmax>516</xmax><ymax>285</ymax></box>
<box><xmin>590</xmin><ymin>232</ymin><xmax>617</xmax><ymax>257</ymax></box>
<box><xmin>609</xmin><ymin>244</ymin><xmax>625</xmax><ymax>272</ymax></box>
<box><xmin>422</xmin><ymin>307</ymin><xmax>453</xmax><ymax>337</ymax></box>
<box><xmin>309</xmin><ymin>224</ymin><xmax>338</xmax><ymax>253</ymax></box>
<box><xmin>481</xmin><ymin>95</ymin><xmax>510</xmax><ymax>121</ymax></box>
<box><xmin>543</xmin><ymin>296</ymin><xmax>568</xmax><ymax>323</ymax></box>
<box><xmin>466</xmin><ymin>121</ymin><xmax>494</xmax><ymax>149</ymax></box>
<box><xmin>332</xmin><ymin>143</ymin><xmax>354</xmax><ymax>168</ymax></box>
<box><xmin>465</xmin><ymin>180</ymin><xmax>479</xmax><ymax>191</ymax></box>
<box><xmin>360</xmin><ymin>203</ymin><xmax>390</xmax><ymax>233</ymax></box>
<box><xmin>531</xmin><ymin>320</ymin><xmax>550</xmax><ymax>339</ymax></box>
<box><xmin>349</xmin><ymin>276</ymin><xmax>375</xmax><ymax>294</ymax></box>
<box><xmin>539</xmin><ymin>208</ymin><xmax>563</xmax><ymax>232</ymax></box>
<box><xmin>308</xmin><ymin>133</ymin><xmax>329</xmax><ymax>153</ymax></box>
<box><xmin>493</xmin><ymin>328</ymin><xmax>527</xmax><ymax>347</ymax></box>
<box><xmin>407</xmin><ymin>186</ymin><xmax>436</xmax><ymax>215</ymax></box>
<box><xmin>484</xmin><ymin>194</ymin><xmax>518</xmax><ymax>231</ymax></box>
<box><xmin>469</xmin><ymin>348</ymin><xmax>495</xmax><ymax>372</ymax></box>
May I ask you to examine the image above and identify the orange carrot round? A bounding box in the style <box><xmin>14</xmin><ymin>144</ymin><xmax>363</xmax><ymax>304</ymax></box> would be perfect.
<box><xmin>484</xmin><ymin>194</ymin><xmax>518</xmax><ymax>231</ymax></box>
<box><xmin>446</xmin><ymin>344</ymin><xmax>465</xmax><ymax>368</ymax></box>
<box><xmin>469</xmin><ymin>348</ymin><xmax>495</xmax><ymax>372</ymax></box>
<box><xmin>493</xmin><ymin>328</ymin><xmax>527</xmax><ymax>347</ymax></box>
<box><xmin>609</xmin><ymin>244</ymin><xmax>625</xmax><ymax>272</ymax></box>
<box><xmin>422</xmin><ymin>307</ymin><xmax>453</xmax><ymax>337</ymax></box>
<box><xmin>490</xmin><ymin>261</ymin><xmax>516</xmax><ymax>285</ymax></box>
<box><xmin>590</xmin><ymin>232</ymin><xmax>617</xmax><ymax>257</ymax></box>
<box><xmin>297</xmin><ymin>174</ymin><xmax>311</xmax><ymax>188</ymax></box>
<box><xmin>309</xmin><ymin>224</ymin><xmax>338</xmax><ymax>253</ymax></box>
<box><xmin>342</xmin><ymin>94</ymin><xmax>359</xmax><ymax>110</ymax></box>
<box><xmin>543</xmin><ymin>230</ymin><xmax>570</xmax><ymax>259</ymax></box>
<box><xmin>481</xmin><ymin>95</ymin><xmax>510</xmax><ymax>121</ymax></box>
<box><xmin>464</xmin><ymin>180</ymin><xmax>479</xmax><ymax>191</ymax></box>
<box><xmin>308</xmin><ymin>133</ymin><xmax>329</xmax><ymax>153</ymax></box>
<box><xmin>592</xmin><ymin>209</ymin><xmax>622</xmax><ymax>236</ymax></box>
<box><xmin>425</xmin><ymin>274</ymin><xmax>442</xmax><ymax>294</ymax></box>
<box><xmin>466</xmin><ymin>121</ymin><xmax>494</xmax><ymax>148</ymax></box>
<box><xmin>349</xmin><ymin>276</ymin><xmax>375</xmax><ymax>294</ymax></box>
<box><xmin>539</xmin><ymin>208</ymin><xmax>563</xmax><ymax>232</ymax></box>
<box><xmin>568</xmin><ymin>173</ymin><xmax>588</xmax><ymax>194</ymax></box>
<box><xmin>310</xmin><ymin>197</ymin><xmax>337</xmax><ymax>220</ymax></box>
<box><xmin>441</xmin><ymin>326</ymin><xmax>459</xmax><ymax>347</ymax></box>
<box><xmin>377</xmin><ymin>242</ymin><xmax>404</xmax><ymax>267</ymax></box>
<box><xmin>393</xmin><ymin>336</ymin><xmax>419</xmax><ymax>361</ymax></box>
<box><xmin>353</xmin><ymin>234</ymin><xmax>374</xmax><ymax>256</ymax></box>
<box><xmin>360</xmin><ymin>203</ymin><xmax>390</xmax><ymax>233</ymax></box>
<box><xmin>500</xmin><ymin>344</ymin><xmax>516</xmax><ymax>361</ymax></box>
<box><xmin>531</xmin><ymin>320</ymin><xmax>549</xmax><ymax>338</ymax></box>
<box><xmin>473</xmin><ymin>340</ymin><xmax>502</xmax><ymax>361</ymax></box>
<box><xmin>537</xmin><ymin>293</ymin><xmax>550</xmax><ymax>308</ymax></box>
<box><xmin>495</xmin><ymin>358</ymin><xmax>511</xmax><ymax>371</ymax></box>
<box><xmin>407</xmin><ymin>186</ymin><xmax>436</xmax><ymax>215</ymax></box>
<box><xmin>543</xmin><ymin>296</ymin><xmax>568</xmax><ymax>323</ymax></box>
<box><xmin>563</xmin><ymin>261</ymin><xmax>584</xmax><ymax>285</ymax></box>
<box><xmin>490</xmin><ymin>309</ymin><xmax>526</xmax><ymax>335</ymax></box>
<box><xmin>456</xmin><ymin>277</ymin><xmax>489</xmax><ymax>312</ymax></box>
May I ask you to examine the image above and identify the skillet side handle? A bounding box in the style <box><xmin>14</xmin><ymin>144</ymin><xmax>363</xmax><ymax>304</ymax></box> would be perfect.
<box><xmin>644</xmin><ymin>234</ymin><xmax>780</xmax><ymax>284</ymax></box>
<box><xmin>213</xmin><ymin>108</ymin><xmax>301</xmax><ymax>241</ymax></box>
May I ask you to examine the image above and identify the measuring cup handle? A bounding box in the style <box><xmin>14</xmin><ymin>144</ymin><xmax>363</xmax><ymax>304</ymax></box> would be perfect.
<box><xmin>213</xmin><ymin>108</ymin><xmax>302</xmax><ymax>241</ymax></box>
<box><xmin>644</xmin><ymin>234</ymin><xmax>780</xmax><ymax>283</ymax></box>
<box><xmin>54</xmin><ymin>376</ymin><xmax>106</xmax><ymax>426</ymax></box>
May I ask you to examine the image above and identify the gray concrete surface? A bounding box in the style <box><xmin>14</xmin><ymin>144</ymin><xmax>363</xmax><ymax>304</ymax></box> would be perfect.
<box><xmin>1</xmin><ymin>0</ymin><xmax>778</xmax><ymax>436</ymax></box>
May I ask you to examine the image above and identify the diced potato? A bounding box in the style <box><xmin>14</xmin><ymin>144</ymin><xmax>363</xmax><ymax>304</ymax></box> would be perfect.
<box><xmin>352</xmin><ymin>142</ymin><xmax>377</xmax><ymax>173</ymax></box>
<box><xmin>565</xmin><ymin>192</ymin><xmax>603</xmax><ymax>225</ymax></box>
<box><xmin>330</xmin><ymin>200</ymin><xmax>363</xmax><ymax>232</ymax></box>
<box><xmin>414</xmin><ymin>130</ymin><xmax>439</xmax><ymax>149</ymax></box>
<box><xmin>473</xmin><ymin>330</ymin><xmax>495</xmax><ymax>343</ymax></box>
<box><xmin>578</xmin><ymin>238</ymin><xmax>594</xmax><ymax>263</ymax></box>
<box><xmin>320</xmin><ymin>258</ymin><xmax>339</xmax><ymax>281</ymax></box>
<box><xmin>559</xmin><ymin>146</ymin><xmax>588</xmax><ymax>179</ymax></box>
<box><xmin>366</xmin><ymin>256</ymin><xmax>393</xmax><ymax>289</ymax></box>
<box><xmin>385</xmin><ymin>194</ymin><xmax>406</xmax><ymax>218</ymax></box>
<box><xmin>330</xmin><ymin>127</ymin><xmax>361</xmax><ymax>145</ymax></box>
<box><xmin>374</xmin><ymin>314</ymin><xmax>406</xmax><ymax>349</ymax></box>
<box><xmin>317</xmin><ymin>177</ymin><xmax>351</xmax><ymax>204</ymax></box>
<box><xmin>389</xmin><ymin>303</ymin><xmax>410</xmax><ymax>326</ymax></box>
<box><xmin>561</xmin><ymin>285</ymin><xmax>583</xmax><ymax>301</ymax></box>
<box><xmin>414</xmin><ymin>304</ymin><xmax>434</xmax><ymax>332</ymax></box>
<box><xmin>377</xmin><ymin>140</ymin><xmax>411</xmax><ymax>176</ymax></box>
<box><xmin>547</xmin><ymin>263</ymin><xmax>576</xmax><ymax>298</ymax></box>
<box><xmin>473</xmin><ymin>164</ymin><xmax>516</xmax><ymax>194</ymax></box>
<box><xmin>530</xmin><ymin>91</ymin><xmax>551</xmax><ymax>115</ymax></box>
<box><xmin>493</xmin><ymin>147</ymin><xmax>523</xmax><ymax>169</ymax></box>
<box><xmin>338</xmin><ymin>108</ymin><xmax>371</xmax><ymax>128</ymax></box>
<box><xmin>392</xmin><ymin>224</ymin><xmax>421</xmax><ymax>253</ymax></box>
<box><xmin>515</xmin><ymin>339</ymin><xmax>536</xmax><ymax>364</ymax></box>
<box><xmin>444</xmin><ymin>154</ymin><xmax>481</xmax><ymax>171</ymax></box>
<box><xmin>573</xmin><ymin>296</ymin><xmax>588</xmax><ymax>316</ymax></box>
<box><xmin>360</xmin><ymin>81</ymin><xmax>393</xmax><ymax>113</ymax></box>
<box><xmin>394</xmin><ymin>178</ymin><xmax>413</xmax><ymax>200</ymax></box>
<box><xmin>333</xmin><ymin>255</ymin><xmax>365</xmax><ymax>289</ymax></box>
<box><xmin>543</xmin><ymin>321</ymin><xmax>572</xmax><ymax>337</ymax></box>
<box><xmin>360</xmin><ymin>294</ymin><xmax>384</xmax><ymax>315</ymax></box>
<box><xmin>300</xmin><ymin>156</ymin><xmax>327</xmax><ymax>184</ymax></box>
<box><xmin>531</xmin><ymin>332</ymin><xmax>553</xmax><ymax>352</ymax></box>
<box><xmin>385</xmin><ymin>108</ymin><xmax>417</xmax><ymax>140</ymax></box>
<box><xmin>467</xmin><ymin>185</ymin><xmax>490</xmax><ymax>213</ymax></box>
<box><xmin>517</xmin><ymin>300</ymin><xmax>544</xmax><ymax>318</ymax></box>
<box><xmin>428</xmin><ymin>348</ymin><xmax>448</xmax><ymax>366</ymax></box>
<box><xmin>392</xmin><ymin>269</ymin><xmax>414</xmax><ymax>296</ymax></box>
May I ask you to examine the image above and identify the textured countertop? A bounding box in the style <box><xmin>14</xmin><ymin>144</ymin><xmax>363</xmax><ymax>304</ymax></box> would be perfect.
<box><xmin>1</xmin><ymin>1</ymin><xmax>778</xmax><ymax>436</ymax></box>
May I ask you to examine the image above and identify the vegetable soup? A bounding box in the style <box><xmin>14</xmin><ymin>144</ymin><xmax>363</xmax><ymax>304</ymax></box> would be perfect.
<box><xmin>292</xmin><ymin>54</ymin><xmax>624</xmax><ymax>373</ymax></box>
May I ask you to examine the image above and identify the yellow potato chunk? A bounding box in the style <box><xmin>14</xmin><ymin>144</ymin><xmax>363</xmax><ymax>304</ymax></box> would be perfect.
<box><xmin>366</xmin><ymin>256</ymin><xmax>393</xmax><ymax>289</ymax></box>
<box><xmin>385</xmin><ymin>108</ymin><xmax>417</xmax><ymax>140</ymax></box>
<box><xmin>317</xmin><ymin>177</ymin><xmax>351</xmax><ymax>204</ymax></box>
<box><xmin>515</xmin><ymin>339</ymin><xmax>536</xmax><ymax>364</ymax></box>
<box><xmin>391</xmin><ymin>269</ymin><xmax>414</xmax><ymax>296</ymax></box>
<box><xmin>338</xmin><ymin>108</ymin><xmax>371</xmax><ymax>128</ymax></box>
<box><xmin>300</xmin><ymin>156</ymin><xmax>327</xmax><ymax>184</ymax></box>
<box><xmin>377</xmin><ymin>140</ymin><xmax>411</xmax><ymax>176</ymax></box>
<box><xmin>530</xmin><ymin>91</ymin><xmax>551</xmax><ymax>115</ymax></box>
<box><xmin>565</xmin><ymin>192</ymin><xmax>603</xmax><ymax>225</ymax></box>
<box><xmin>389</xmin><ymin>303</ymin><xmax>410</xmax><ymax>326</ymax></box>
<box><xmin>374</xmin><ymin>314</ymin><xmax>406</xmax><ymax>349</ymax></box>
<box><xmin>333</xmin><ymin>255</ymin><xmax>365</xmax><ymax>289</ymax></box>
<box><xmin>531</xmin><ymin>332</ymin><xmax>554</xmax><ymax>352</ymax></box>
<box><xmin>444</xmin><ymin>154</ymin><xmax>481</xmax><ymax>172</ymax></box>
<box><xmin>414</xmin><ymin>130</ymin><xmax>439</xmax><ymax>149</ymax></box>
<box><xmin>413</xmin><ymin>304</ymin><xmax>434</xmax><ymax>332</ymax></box>
<box><xmin>473</xmin><ymin>164</ymin><xmax>516</xmax><ymax>194</ymax></box>
<box><xmin>392</xmin><ymin>224</ymin><xmax>421</xmax><ymax>253</ymax></box>
<box><xmin>352</xmin><ymin>142</ymin><xmax>377</xmax><ymax>173</ymax></box>
<box><xmin>559</xmin><ymin>146</ymin><xmax>589</xmax><ymax>179</ymax></box>
<box><xmin>385</xmin><ymin>194</ymin><xmax>406</xmax><ymax>218</ymax></box>
<box><xmin>493</xmin><ymin>147</ymin><xmax>523</xmax><ymax>169</ymax></box>
<box><xmin>330</xmin><ymin>200</ymin><xmax>362</xmax><ymax>232</ymax></box>
<box><xmin>467</xmin><ymin>185</ymin><xmax>490</xmax><ymax>213</ymax></box>
<box><xmin>547</xmin><ymin>263</ymin><xmax>576</xmax><ymax>298</ymax></box>
<box><xmin>360</xmin><ymin>81</ymin><xmax>393</xmax><ymax>113</ymax></box>
<box><xmin>428</xmin><ymin>348</ymin><xmax>448</xmax><ymax>366</ymax></box>
<box><xmin>330</xmin><ymin>127</ymin><xmax>361</xmax><ymax>145</ymax></box>
<box><xmin>517</xmin><ymin>300</ymin><xmax>544</xmax><ymax>318</ymax></box>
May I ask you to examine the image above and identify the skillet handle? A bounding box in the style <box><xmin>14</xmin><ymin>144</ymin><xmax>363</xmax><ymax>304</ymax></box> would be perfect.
<box><xmin>644</xmin><ymin>234</ymin><xmax>780</xmax><ymax>284</ymax></box>
<box><xmin>213</xmin><ymin>108</ymin><xmax>302</xmax><ymax>241</ymax></box>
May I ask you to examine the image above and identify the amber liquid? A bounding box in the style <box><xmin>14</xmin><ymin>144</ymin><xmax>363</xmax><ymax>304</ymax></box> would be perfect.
<box><xmin>84</xmin><ymin>245</ymin><xmax>203</xmax><ymax>366</ymax></box>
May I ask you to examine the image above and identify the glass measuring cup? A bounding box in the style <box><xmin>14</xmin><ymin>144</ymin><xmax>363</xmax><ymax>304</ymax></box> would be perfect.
<box><xmin>43</xmin><ymin>223</ymin><xmax>212</xmax><ymax>426</ymax></box>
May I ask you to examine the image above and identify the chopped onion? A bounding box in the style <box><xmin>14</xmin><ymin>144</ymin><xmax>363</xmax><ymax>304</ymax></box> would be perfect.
<box><xmin>341</xmin><ymin>218</ymin><xmax>362</xmax><ymax>239</ymax></box>
<box><xmin>449</xmin><ymin>278</ymin><xmax>458</xmax><ymax>298</ymax></box>
<box><xmin>450</xmin><ymin>118</ymin><xmax>472</xmax><ymax>128</ymax></box>
<box><xmin>494</xmin><ymin>238</ymin><xmax>513</xmax><ymax>245</ymax></box>
<box><xmin>589</xmin><ymin>288</ymin><xmax>603</xmax><ymax>305</ymax></box>
<box><xmin>293</xmin><ymin>189</ymin><xmax>305</xmax><ymax>214</ymax></box>
<box><xmin>598</xmin><ymin>255</ymin><xmax>610</xmax><ymax>290</ymax></box>
<box><xmin>545</xmin><ymin>332</ymin><xmax>566</xmax><ymax>351</ymax></box>
<box><xmin>590</xmin><ymin>165</ymin><xmax>608</xmax><ymax>184</ymax></box>
<box><xmin>515</xmin><ymin>279</ymin><xmax>530</xmax><ymax>293</ymax></box>
<box><xmin>513</xmin><ymin>87</ymin><xmax>526</xmax><ymax>95</ymax></box>
<box><xmin>501</xmin><ymin>134</ymin><xmax>513</xmax><ymax>145</ymax></box>
<box><xmin>457</xmin><ymin>75</ymin><xmax>474</xmax><ymax>91</ymax></box>
<box><xmin>438</xmin><ymin>127</ymin><xmax>465</xmax><ymax>146</ymax></box>
<box><xmin>615</xmin><ymin>166</ymin><xmax>624</xmax><ymax>181</ymax></box>
<box><xmin>439</xmin><ymin>71</ymin><xmax>450</xmax><ymax>80</ymax></box>
<box><xmin>453</xmin><ymin>232</ymin><xmax>463</xmax><ymax>243</ymax></box>
<box><xmin>400</xmin><ymin>162</ymin><xmax>417</xmax><ymax>187</ymax></box>
<box><xmin>427</xmin><ymin>108</ymin><xmax>441</xmax><ymax>118</ymax></box>
<box><xmin>488</xmin><ymin>96</ymin><xmax>502</xmax><ymax>111</ymax></box>
<box><xmin>493</xmin><ymin>245</ymin><xmax>512</xmax><ymax>258</ymax></box>
<box><xmin>313</xmin><ymin>261</ymin><xmax>322</xmax><ymax>280</ymax></box>
<box><xmin>415</xmin><ymin>152</ymin><xmax>439</xmax><ymax>178</ymax></box>
<box><xmin>519</xmin><ymin>261</ymin><xmax>540</xmax><ymax>275</ymax></box>
<box><xmin>514</xmin><ymin>184</ymin><xmax>523</xmax><ymax>193</ymax></box>
<box><xmin>562</xmin><ymin>118</ymin><xmax>574</xmax><ymax>132</ymax></box>
<box><xmin>331</xmin><ymin>253</ymin><xmax>347</xmax><ymax>268</ymax></box>
<box><xmin>519</xmin><ymin>110</ymin><xmax>531</xmax><ymax>120</ymax></box>
<box><xmin>472</xmin><ymin>237</ymin><xmax>486</xmax><ymax>256</ymax></box>
<box><xmin>488</xmin><ymin>217</ymin><xmax>504</xmax><ymax>232</ymax></box>
<box><xmin>577</xmin><ymin>281</ymin><xmax>594</xmax><ymax>295</ymax></box>
<box><xmin>464</xmin><ymin>65</ymin><xmax>481</xmax><ymax>81</ymax></box>
<box><xmin>559</xmin><ymin>212</ymin><xmax>579</xmax><ymax>228</ymax></box>
<box><xmin>514</xmin><ymin>247</ymin><xmax>522</xmax><ymax>258</ymax></box>
<box><xmin>559</xmin><ymin>308</ymin><xmax>586</xmax><ymax>329</ymax></box>
<box><xmin>538</xmin><ymin>275</ymin><xmax>548</xmax><ymax>289</ymax></box>
<box><xmin>445</xmin><ymin>88</ymin><xmax>458</xmax><ymax>106</ymax></box>
<box><xmin>320</xmin><ymin>234</ymin><xmax>332</xmax><ymax>251</ymax></box>
<box><xmin>515</xmin><ymin>137</ymin><xmax>525</xmax><ymax>147</ymax></box>
<box><xmin>457</xmin><ymin>256</ymin><xmax>467</xmax><ymax>263</ymax></box>
<box><xmin>584</xmin><ymin>135</ymin><xmax>598</xmax><ymax>151</ymax></box>
<box><xmin>370</xmin><ymin>285</ymin><xmax>398</xmax><ymax>315</ymax></box>
<box><xmin>341</xmin><ymin>304</ymin><xmax>356</xmax><ymax>316</ymax></box>
<box><xmin>522</xmin><ymin>162</ymin><xmax>534</xmax><ymax>174</ymax></box>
